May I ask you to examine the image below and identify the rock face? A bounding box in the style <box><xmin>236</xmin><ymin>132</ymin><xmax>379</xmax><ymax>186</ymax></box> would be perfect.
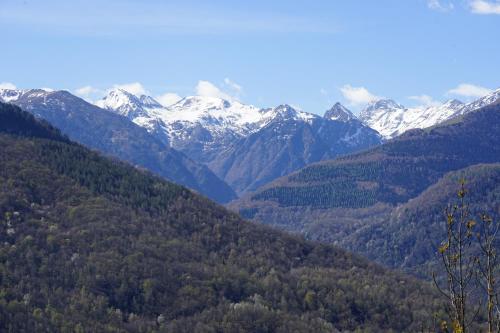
<box><xmin>0</xmin><ymin>88</ymin><xmax>237</xmax><ymax>203</ymax></box>
<box><xmin>358</xmin><ymin>89</ymin><xmax>500</xmax><ymax>139</ymax></box>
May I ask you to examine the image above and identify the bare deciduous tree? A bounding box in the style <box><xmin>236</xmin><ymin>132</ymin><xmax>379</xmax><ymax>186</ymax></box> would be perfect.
<box><xmin>433</xmin><ymin>180</ymin><xmax>482</xmax><ymax>333</ymax></box>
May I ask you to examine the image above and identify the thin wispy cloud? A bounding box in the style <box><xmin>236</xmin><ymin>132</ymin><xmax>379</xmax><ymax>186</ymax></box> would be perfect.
<box><xmin>0</xmin><ymin>1</ymin><xmax>337</xmax><ymax>36</ymax></box>
<box><xmin>426</xmin><ymin>0</ymin><xmax>500</xmax><ymax>15</ymax></box>
<box><xmin>427</xmin><ymin>0</ymin><xmax>455</xmax><ymax>12</ymax></box>
<box><xmin>224</xmin><ymin>78</ymin><xmax>242</xmax><ymax>94</ymax></box>
<box><xmin>469</xmin><ymin>0</ymin><xmax>500</xmax><ymax>14</ymax></box>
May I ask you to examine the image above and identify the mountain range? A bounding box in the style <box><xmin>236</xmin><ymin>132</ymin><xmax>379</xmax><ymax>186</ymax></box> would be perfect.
<box><xmin>231</xmin><ymin>101</ymin><xmax>500</xmax><ymax>276</ymax></box>
<box><xmin>96</xmin><ymin>89</ymin><xmax>383</xmax><ymax>194</ymax></box>
<box><xmin>2</xmin><ymin>86</ymin><xmax>499</xmax><ymax>201</ymax></box>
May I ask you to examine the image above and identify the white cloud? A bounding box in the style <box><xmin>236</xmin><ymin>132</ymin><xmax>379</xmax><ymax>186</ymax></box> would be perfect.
<box><xmin>469</xmin><ymin>0</ymin><xmax>500</xmax><ymax>14</ymax></box>
<box><xmin>196</xmin><ymin>80</ymin><xmax>234</xmax><ymax>101</ymax></box>
<box><xmin>340</xmin><ymin>85</ymin><xmax>380</xmax><ymax>106</ymax></box>
<box><xmin>448</xmin><ymin>83</ymin><xmax>492</xmax><ymax>98</ymax></box>
<box><xmin>156</xmin><ymin>92</ymin><xmax>182</xmax><ymax>106</ymax></box>
<box><xmin>113</xmin><ymin>82</ymin><xmax>147</xmax><ymax>96</ymax></box>
<box><xmin>409</xmin><ymin>94</ymin><xmax>441</xmax><ymax>107</ymax></box>
<box><xmin>428</xmin><ymin>0</ymin><xmax>455</xmax><ymax>12</ymax></box>
<box><xmin>0</xmin><ymin>82</ymin><xmax>16</xmax><ymax>90</ymax></box>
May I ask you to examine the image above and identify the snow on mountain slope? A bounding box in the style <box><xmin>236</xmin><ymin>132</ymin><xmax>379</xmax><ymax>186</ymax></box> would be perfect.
<box><xmin>457</xmin><ymin>88</ymin><xmax>500</xmax><ymax>115</ymax></box>
<box><xmin>359</xmin><ymin>89</ymin><xmax>500</xmax><ymax>139</ymax></box>
<box><xmin>359</xmin><ymin>99</ymin><xmax>465</xmax><ymax>139</ymax></box>
<box><xmin>0</xmin><ymin>89</ymin><xmax>23</xmax><ymax>102</ymax></box>
<box><xmin>0</xmin><ymin>88</ymin><xmax>54</xmax><ymax>103</ymax></box>
<box><xmin>95</xmin><ymin>89</ymin><xmax>155</xmax><ymax>119</ymax></box>
<box><xmin>94</xmin><ymin>89</ymin><xmax>327</xmax><ymax>162</ymax></box>
<box><xmin>358</xmin><ymin>100</ymin><xmax>408</xmax><ymax>139</ymax></box>
<box><xmin>96</xmin><ymin>89</ymin><xmax>320</xmax><ymax>137</ymax></box>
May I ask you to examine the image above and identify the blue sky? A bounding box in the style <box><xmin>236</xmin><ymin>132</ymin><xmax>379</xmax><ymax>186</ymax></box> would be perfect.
<box><xmin>1</xmin><ymin>0</ymin><xmax>499</xmax><ymax>114</ymax></box>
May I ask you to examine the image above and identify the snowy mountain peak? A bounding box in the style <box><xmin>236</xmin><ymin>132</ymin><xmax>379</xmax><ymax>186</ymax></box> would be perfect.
<box><xmin>363</xmin><ymin>99</ymin><xmax>404</xmax><ymax>114</ymax></box>
<box><xmin>95</xmin><ymin>89</ymin><xmax>153</xmax><ymax>119</ymax></box>
<box><xmin>274</xmin><ymin>104</ymin><xmax>298</xmax><ymax>115</ymax></box>
<box><xmin>324</xmin><ymin>102</ymin><xmax>356</xmax><ymax>122</ymax></box>
<box><xmin>173</xmin><ymin>95</ymin><xmax>233</xmax><ymax>111</ymax></box>
<box><xmin>262</xmin><ymin>104</ymin><xmax>317</xmax><ymax>124</ymax></box>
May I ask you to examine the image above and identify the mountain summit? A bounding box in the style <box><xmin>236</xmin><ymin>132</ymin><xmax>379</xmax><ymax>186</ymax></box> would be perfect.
<box><xmin>95</xmin><ymin>88</ymin><xmax>162</xmax><ymax>120</ymax></box>
<box><xmin>362</xmin><ymin>99</ymin><xmax>404</xmax><ymax>115</ymax></box>
<box><xmin>324</xmin><ymin>102</ymin><xmax>356</xmax><ymax>122</ymax></box>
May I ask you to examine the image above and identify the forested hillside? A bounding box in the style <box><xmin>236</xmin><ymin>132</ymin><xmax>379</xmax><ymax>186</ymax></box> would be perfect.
<box><xmin>337</xmin><ymin>164</ymin><xmax>500</xmax><ymax>276</ymax></box>
<box><xmin>0</xmin><ymin>103</ymin><xmax>443</xmax><ymax>332</ymax></box>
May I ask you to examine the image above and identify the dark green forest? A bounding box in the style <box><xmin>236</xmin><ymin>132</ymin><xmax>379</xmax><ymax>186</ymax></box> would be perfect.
<box><xmin>336</xmin><ymin>163</ymin><xmax>500</xmax><ymax>276</ymax></box>
<box><xmin>0</xmin><ymin>103</ymin><xmax>444</xmax><ymax>332</ymax></box>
